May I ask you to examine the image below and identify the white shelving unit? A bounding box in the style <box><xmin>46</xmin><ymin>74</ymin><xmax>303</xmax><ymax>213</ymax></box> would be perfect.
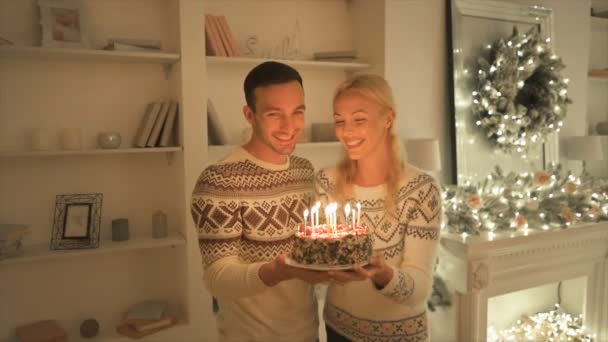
<box><xmin>1</xmin><ymin>0</ymin><xmax>399</xmax><ymax>341</ymax></box>
<box><xmin>0</xmin><ymin>0</ymin><xmax>211</xmax><ymax>341</ymax></box>
<box><xmin>1</xmin><ymin>233</ymin><xmax>185</xmax><ymax>265</ymax></box>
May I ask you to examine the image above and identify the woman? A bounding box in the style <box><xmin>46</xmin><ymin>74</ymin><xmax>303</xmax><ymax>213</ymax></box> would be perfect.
<box><xmin>315</xmin><ymin>74</ymin><xmax>441</xmax><ymax>342</ymax></box>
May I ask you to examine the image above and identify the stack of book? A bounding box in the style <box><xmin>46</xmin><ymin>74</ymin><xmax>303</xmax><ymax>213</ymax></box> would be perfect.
<box><xmin>116</xmin><ymin>301</ymin><xmax>177</xmax><ymax>339</ymax></box>
<box><xmin>15</xmin><ymin>320</ymin><xmax>67</xmax><ymax>342</ymax></box>
<box><xmin>133</xmin><ymin>101</ymin><xmax>179</xmax><ymax>148</ymax></box>
<box><xmin>312</xmin><ymin>50</ymin><xmax>358</xmax><ymax>62</ymax></box>
<box><xmin>0</xmin><ymin>224</ymin><xmax>28</xmax><ymax>260</ymax></box>
<box><xmin>205</xmin><ymin>14</ymin><xmax>240</xmax><ymax>57</ymax></box>
<box><xmin>103</xmin><ymin>38</ymin><xmax>162</xmax><ymax>52</ymax></box>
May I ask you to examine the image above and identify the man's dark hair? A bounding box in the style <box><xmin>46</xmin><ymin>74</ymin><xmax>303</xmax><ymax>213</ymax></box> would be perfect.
<box><xmin>243</xmin><ymin>61</ymin><xmax>303</xmax><ymax>111</ymax></box>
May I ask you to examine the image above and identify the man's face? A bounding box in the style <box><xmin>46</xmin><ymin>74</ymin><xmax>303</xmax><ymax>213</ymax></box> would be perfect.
<box><xmin>244</xmin><ymin>81</ymin><xmax>305</xmax><ymax>163</ymax></box>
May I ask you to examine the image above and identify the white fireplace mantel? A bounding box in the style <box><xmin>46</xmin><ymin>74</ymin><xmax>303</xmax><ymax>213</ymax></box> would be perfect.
<box><xmin>438</xmin><ymin>222</ymin><xmax>608</xmax><ymax>342</ymax></box>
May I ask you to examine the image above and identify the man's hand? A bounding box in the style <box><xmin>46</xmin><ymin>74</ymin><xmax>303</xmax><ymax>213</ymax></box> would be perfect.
<box><xmin>327</xmin><ymin>254</ymin><xmax>393</xmax><ymax>288</ymax></box>
<box><xmin>259</xmin><ymin>255</ymin><xmax>331</xmax><ymax>287</ymax></box>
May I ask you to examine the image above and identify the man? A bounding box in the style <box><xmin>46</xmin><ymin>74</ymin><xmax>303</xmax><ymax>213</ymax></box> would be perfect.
<box><xmin>191</xmin><ymin>61</ymin><xmax>329</xmax><ymax>341</ymax></box>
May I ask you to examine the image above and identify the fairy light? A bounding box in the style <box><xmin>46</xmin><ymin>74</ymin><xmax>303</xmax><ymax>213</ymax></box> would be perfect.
<box><xmin>487</xmin><ymin>306</ymin><xmax>594</xmax><ymax>342</ymax></box>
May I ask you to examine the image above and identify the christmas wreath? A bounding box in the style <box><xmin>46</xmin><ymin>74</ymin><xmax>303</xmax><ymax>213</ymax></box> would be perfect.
<box><xmin>472</xmin><ymin>27</ymin><xmax>571</xmax><ymax>154</ymax></box>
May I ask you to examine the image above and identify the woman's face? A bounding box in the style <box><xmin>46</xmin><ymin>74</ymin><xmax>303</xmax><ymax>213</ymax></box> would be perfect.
<box><xmin>333</xmin><ymin>91</ymin><xmax>393</xmax><ymax>161</ymax></box>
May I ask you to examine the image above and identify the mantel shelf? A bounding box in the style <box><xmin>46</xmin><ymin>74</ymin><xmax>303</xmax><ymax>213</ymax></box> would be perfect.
<box><xmin>0</xmin><ymin>147</ymin><xmax>182</xmax><ymax>158</ymax></box>
<box><xmin>0</xmin><ymin>45</ymin><xmax>181</xmax><ymax>64</ymax></box>
<box><xmin>206</xmin><ymin>56</ymin><xmax>371</xmax><ymax>70</ymax></box>
<box><xmin>0</xmin><ymin>233</ymin><xmax>185</xmax><ymax>265</ymax></box>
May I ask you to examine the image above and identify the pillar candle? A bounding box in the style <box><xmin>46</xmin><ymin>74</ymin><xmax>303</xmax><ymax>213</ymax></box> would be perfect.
<box><xmin>60</xmin><ymin>128</ymin><xmax>82</xmax><ymax>150</ymax></box>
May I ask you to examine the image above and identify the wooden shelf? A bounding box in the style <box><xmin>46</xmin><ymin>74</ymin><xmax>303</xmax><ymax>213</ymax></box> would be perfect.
<box><xmin>206</xmin><ymin>56</ymin><xmax>371</xmax><ymax>70</ymax></box>
<box><xmin>0</xmin><ymin>45</ymin><xmax>180</xmax><ymax>65</ymax></box>
<box><xmin>0</xmin><ymin>233</ymin><xmax>185</xmax><ymax>265</ymax></box>
<box><xmin>0</xmin><ymin>147</ymin><xmax>182</xmax><ymax>158</ymax></box>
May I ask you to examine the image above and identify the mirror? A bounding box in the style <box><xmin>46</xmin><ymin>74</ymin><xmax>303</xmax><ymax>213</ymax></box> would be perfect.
<box><xmin>446</xmin><ymin>0</ymin><xmax>559</xmax><ymax>184</ymax></box>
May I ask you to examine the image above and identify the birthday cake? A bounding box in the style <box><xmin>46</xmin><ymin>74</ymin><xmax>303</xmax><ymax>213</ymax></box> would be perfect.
<box><xmin>291</xmin><ymin>224</ymin><xmax>373</xmax><ymax>266</ymax></box>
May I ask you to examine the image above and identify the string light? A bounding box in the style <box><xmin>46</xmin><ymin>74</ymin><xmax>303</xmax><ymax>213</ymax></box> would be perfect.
<box><xmin>488</xmin><ymin>305</ymin><xmax>595</xmax><ymax>342</ymax></box>
<box><xmin>442</xmin><ymin>165</ymin><xmax>608</xmax><ymax>235</ymax></box>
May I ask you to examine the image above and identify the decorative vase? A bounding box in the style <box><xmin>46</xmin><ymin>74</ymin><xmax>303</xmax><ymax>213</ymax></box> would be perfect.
<box><xmin>596</xmin><ymin>121</ymin><xmax>608</xmax><ymax>135</ymax></box>
<box><xmin>80</xmin><ymin>318</ymin><xmax>99</xmax><ymax>338</ymax></box>
<box><xmin>60</xmin><ymin>128</ymin><xmax>82</xmax><ymax>150</ymax></box>
<box><xmin>98</xmin><ymin>132</ymin><xmax>122</xmax><ymax>149</ymax></box>
<box><xmin>152</xmin><ymin>210</ymin><xmax>168</xmax><ymax>238</ymax></box>
<box><xmin>111</xmin><ymin>218</ymin><xmax>129</xmax><ymax>241</ymax></box>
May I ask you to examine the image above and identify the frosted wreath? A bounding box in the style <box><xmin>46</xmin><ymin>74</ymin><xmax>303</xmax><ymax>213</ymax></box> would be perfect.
<box><xmin>472</xmin><ymin>26</ymin><xmax>571</xmax><ymax>154</ymax></box>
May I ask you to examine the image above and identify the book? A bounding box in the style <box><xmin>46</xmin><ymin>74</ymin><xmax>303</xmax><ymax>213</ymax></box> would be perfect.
<box><xmin>107</xmin><ymin>38</ymin><xmax>162</xmax><ymax>49</ymax></box>
<box><xmin>126</xmin><ymin>301</ymin><xmax>167</xmax><ymax>321</ymax></box>
<box><xmin>207</xmin><ymin>99</ymin><xmax>228</xmax><ymax>145</ymax></box>
<box><xmin>210</xmin><ymin>15</ymin><xmax>231</xmax><ymax>56</ymax></box>
<box><xmin>159</xmin><ymin>102</ymin><xmax>178</xmax><ymax>147</ymax></box>
<box><xmin>313</xmin><ymin>50</ymin><xmax>357</xmax><ymax>60</ymax></box>
<box><xmin>16</xmin><ymin>320</ymin><xmax>67</xmax><ymax>342</ymax></box>
<box><xmin>204</xmin><ymin>16</ymin><xmax>220</xmax><ymax>56</ymax></box>
<box><xmin>589</xmin><ymin>69</ymin><xmax>608</xmax><ymax>77</ymax></box>
<box><xmin>127</xmin><ymin>313</ymin><xmax>177</xmax><ymax>332</ymax></box>
<box><xmin>146</xmin><ymin>102</ymin><xmax>170</xmax><ymax>147</ymax></box>
<box><xmin>217</xmin><ymin>15</ymin><xmax>240</xmax><ymax>57</ymax></box>
<box><xmin>116</xmin><ymin>319</ymin><xmax>177</xmax><ymax>339</ymax></box>
<box><xmin>205</xmin><ymin>14</ymin><xmax>227</xmax><ymax>57</ymax></box>
<box><xmin>103</xmin><ymin>42</ymin><xmax>161</xmax><ymax>52</ymax></box>
<box><xmin>134</xmin><ymin>103</ymin><xmax>161</xmax><ymax>148</ymax></box>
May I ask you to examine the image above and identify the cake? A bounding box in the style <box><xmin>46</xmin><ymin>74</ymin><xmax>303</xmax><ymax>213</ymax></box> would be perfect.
<box><xmin>291</xmin><ymin>224</ymin><xmax>373</xmax><ymax>266</ymax></box>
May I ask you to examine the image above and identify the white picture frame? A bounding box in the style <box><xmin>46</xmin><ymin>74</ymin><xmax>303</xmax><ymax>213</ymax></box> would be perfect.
<box><xmin>38</xmin><ymin>0</ymin><xmax>89</xmax><ymax>48</ymax></box>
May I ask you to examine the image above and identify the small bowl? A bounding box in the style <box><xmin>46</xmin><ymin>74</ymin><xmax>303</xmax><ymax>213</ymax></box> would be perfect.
<box><xmin>98</xmin><ymin>132</ymin><xmax>122</xmax><ymax>149</ymax></box>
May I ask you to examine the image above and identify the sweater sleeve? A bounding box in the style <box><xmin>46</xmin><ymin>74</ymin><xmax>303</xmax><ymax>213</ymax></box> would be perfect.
<box><xmin>378</xmin><ymin>175</ymin><xmax>441</xmax><ymax>306</ymax></box>
<box><xmin>191</xmin><ymin>165</ymin><xmax>270</xmax><ymax>300</ymax></box>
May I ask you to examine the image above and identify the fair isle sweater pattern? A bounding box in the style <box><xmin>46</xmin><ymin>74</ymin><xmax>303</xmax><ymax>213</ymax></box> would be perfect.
<box><xmin>325</xmin><ymin>303</ymin><xmax>428</xmax><ymax>342</ymax></box>
<box><xmin>315</xmin><ymin>168</ymin><xmax>441</xmax><ymax>342</ymax></box>
<box><xmin>192</xmin><ymin>156</ymin><xmax>314</xmax><ymax>266</ymax></box>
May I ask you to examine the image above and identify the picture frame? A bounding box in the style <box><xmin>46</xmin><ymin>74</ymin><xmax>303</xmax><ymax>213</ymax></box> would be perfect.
<box><xmin>51</xmin><ymin>193</ymin><xmax>102</xmax><ymax>250</ymax></box>
<box><xmin>38</xmin><ymin>0</ymin><xmax>89</xmax><ymax>48</ymax></box>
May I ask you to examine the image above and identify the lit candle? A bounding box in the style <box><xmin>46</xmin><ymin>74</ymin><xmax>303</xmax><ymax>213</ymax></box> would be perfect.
<box><xmin>356</xmin><ymin>202</ymin><xmax>361</xmax><ymax>227</ymax></box>
<box><xmin>333</xmin><ymin>203</ymin><xmax>337</xmax><ymax>231</ymax></box>
<box><xmin>303</xmin><ymin>209</ymin><xmax>309</xmax><ymax>233</ymax></box>
<box><xmin>315</xmin><ymin>201</ymin><xmax>320</xmax><ymax>228</ymax></box>
<box><xmin>351</xmin><ymin>208</ymin><xmax>356</xmax><ymax>231</ymax></box>
<box><xmin>324</xmin><ymin>206</ymin><xmax>330</xmax><ymax>232</ymax></box>
<box><xmin>344</xmin><ymin>203</ymin><xmax>351</xmax><ymax>230</ymax></box>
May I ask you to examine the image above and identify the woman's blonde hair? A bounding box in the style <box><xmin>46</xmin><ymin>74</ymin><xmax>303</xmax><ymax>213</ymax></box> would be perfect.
<box><xmin>332</xmin><ymin>74</ymin><xmax>406</xmax><ymax>214</ymax></box>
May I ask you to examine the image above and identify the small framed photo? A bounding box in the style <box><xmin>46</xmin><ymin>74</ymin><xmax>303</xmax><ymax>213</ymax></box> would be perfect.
<box><xmin>38</xmin><ymin>0</ymin><xmax>89</xmax><ymax>48</ymax></box>
<box><xmin>51</xmin><ymin>193</ymin><xmax>102</xmax><ymax>250</ymax></box>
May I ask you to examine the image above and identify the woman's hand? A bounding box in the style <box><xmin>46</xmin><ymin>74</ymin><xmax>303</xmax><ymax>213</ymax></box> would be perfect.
<box><xmin>327</xmin><ymin>254</ymin><xmax>393</xmax><ymax>288</ymax></box>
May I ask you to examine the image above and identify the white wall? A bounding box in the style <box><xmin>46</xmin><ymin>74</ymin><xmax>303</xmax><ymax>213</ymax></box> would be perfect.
<box><xmin>385</xmin><ymin>0</ymin><xmax>452</xmax><ymax>185</ymax></box>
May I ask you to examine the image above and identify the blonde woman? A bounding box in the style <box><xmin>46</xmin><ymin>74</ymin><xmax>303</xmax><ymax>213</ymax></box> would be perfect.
<box><xmin>315</xmin><ymin>74</ymin><xmax>441</xmax><ymax>342</ymax></box>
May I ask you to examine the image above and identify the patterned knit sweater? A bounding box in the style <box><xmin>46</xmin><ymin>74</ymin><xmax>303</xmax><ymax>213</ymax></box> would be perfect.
<box><xmin>191</xmin><ymin>147</ymin><xmax>318</xmax><ymax>342</ymax></box>
<box><xmin>315</xmin><ymin>166</ymin><xmax>441</xmax><ymax>342</ymax></box>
